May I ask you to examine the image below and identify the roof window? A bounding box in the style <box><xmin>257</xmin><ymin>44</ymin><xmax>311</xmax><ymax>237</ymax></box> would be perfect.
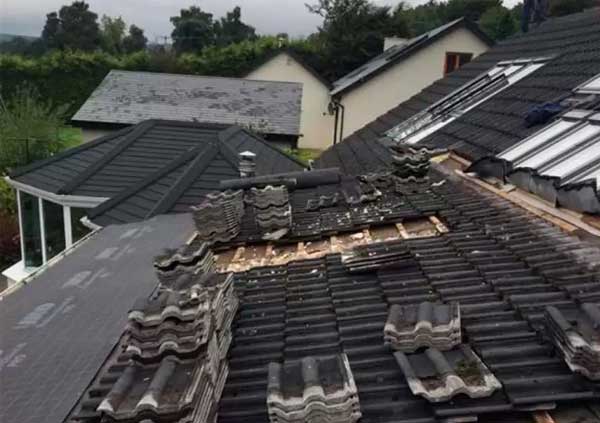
<box><xmin>386</xmin><ymin>57</ymin><xmax>551</xmax><ymax>145</ymax></box>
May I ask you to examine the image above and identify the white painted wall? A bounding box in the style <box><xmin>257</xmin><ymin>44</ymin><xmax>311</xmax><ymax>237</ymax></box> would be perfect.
<box><xmin>247</xmin><ymin>52</ymin><xmax>335</xmax><ymax>151</ymax></box>
<box><xmin>338</xmin><ymin>27</ymin><xmax>490</xmax><ymax>137</ymax></box>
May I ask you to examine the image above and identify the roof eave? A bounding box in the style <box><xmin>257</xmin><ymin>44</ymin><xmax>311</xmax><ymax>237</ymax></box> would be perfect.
<box><xmin>5</xmin><ymin>176</ymin><xmax>108</xmax><ymax>208</ymax></box>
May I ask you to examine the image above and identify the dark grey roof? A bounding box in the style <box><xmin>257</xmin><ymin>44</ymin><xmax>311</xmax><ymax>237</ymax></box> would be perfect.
<box><xmin>330</xmin><ymin>18</ymin><xmax>493</xmax><ymax>97</ymax></box>
<box><xmin>0</xmin><ymin>213</ymin><xmax>195</xmax><ymax>423</ymax></box>
<box><xmin>10</xmin><ymin>120</ymin><xmax>305</xmax><ymax>200</ymax></box>
<box><xmin>71</xmin><ymin>70</ymin><xmax>303</xmax><ymax>136</ymax></box>
<box><xmin>317</xmin><ymin>8</ymin><xmax>600</xmax><ymax>172</ymax></box>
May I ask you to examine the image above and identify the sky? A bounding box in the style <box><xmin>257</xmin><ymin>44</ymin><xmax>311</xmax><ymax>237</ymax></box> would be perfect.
<box><xmin>0</xmin><ymin>0</ymin><xmax>522</xmax><ymax>41</ymax></box>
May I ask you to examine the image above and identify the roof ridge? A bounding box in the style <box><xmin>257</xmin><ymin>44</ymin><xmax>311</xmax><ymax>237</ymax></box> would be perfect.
<box><xmin>58</xmin><ymin>121</ymin><xmax>155</xmax><ymax>195</ymax></box>
<box><xmin>87</xmin><ymin>145</ymin><xmax>202</xmax><ymax>221</ymax></box>
<box><xmin>147</xmin><ymin>144</ymin><xmax>222</xmax><ymax>218</ymax></box>
<box><xmin>8</xmin><ymin>126</ymin><xmax>133</xmax><ymax>178</ymax></box>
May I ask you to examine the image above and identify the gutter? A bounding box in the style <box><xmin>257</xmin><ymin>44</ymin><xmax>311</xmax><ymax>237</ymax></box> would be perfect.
<box><xmin>5</xmin><ymin>176</ymin><xmax>108</xmax><ymax>208</ymax></box>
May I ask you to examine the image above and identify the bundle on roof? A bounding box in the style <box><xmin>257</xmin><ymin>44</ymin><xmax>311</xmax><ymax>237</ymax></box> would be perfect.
<box><xmin>394</xmin><ymin>345</ymin><xmax>502</xmax><ymax>402</ymax></box>
<box><xmin>250</xmin><ymin>185</ymin><xmax>292</xmax><ymax>234</ymax></box>
<box><xmin>545</xmin><ymin>303</ymin><xmax>600</xmax><ymax>380</ymax></box>
<box><xmin>153</xmin><ymin>242</ymin><xmax>215</xmax><ymax>287</ymax></box>
<box><xmin>267</xmin><ymin>354</ymin><xmax>361</xmax><ymax>423</ymax></box>
<box><xmin>384</xmin><ymin>302</ymin><xmax>461</xmax><ymax>352</ymax></box>
<box><xmin>71</xmin><ymin>270</ymin><xmax>238</xmax><ymax>423</ymax></box>
<box><xmin>192</xmin><ymin>190</ymin><xmax>245</xmax><ymax>243</ymax></box>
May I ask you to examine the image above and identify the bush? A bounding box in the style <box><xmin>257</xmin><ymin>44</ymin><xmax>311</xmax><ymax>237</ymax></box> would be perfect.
<box><xmin>0</xmin><ymin>212</ymin><xmax>19</xmax><ymax>272</ymax></box>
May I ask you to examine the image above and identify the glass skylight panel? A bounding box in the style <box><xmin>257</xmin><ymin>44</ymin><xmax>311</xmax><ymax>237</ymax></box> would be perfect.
<box><xmin>500</xmin><ymin>119</ymin><xmax>579</xmax><ymax>162</ymax></box>
<box><xmin>517</xmin><ymin>124</ymin><xmax>600</xmax><ymax>170</ymax></box>
<box><xmin>387</xmin><ymin>57</ymin><xmax>550</xmax><ymax>144</ymax></box>
<box><xmin>542</xmin><ymin>132</ymin><xmax>600</xmax><ymax>178</ymax></box>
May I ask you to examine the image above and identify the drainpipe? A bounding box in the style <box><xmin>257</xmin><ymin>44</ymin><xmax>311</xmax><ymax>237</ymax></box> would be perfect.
<box><xmin>338</xmin><ymin>102</ymin><xmax>345</xmax><ymax>143</ymax></box>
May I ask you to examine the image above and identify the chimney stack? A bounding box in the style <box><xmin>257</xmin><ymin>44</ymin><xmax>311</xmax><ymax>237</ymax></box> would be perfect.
<box><xmin>239</xmin><ymin>151</ymin><xmax>256</xmax><ymax>178</ymax></box>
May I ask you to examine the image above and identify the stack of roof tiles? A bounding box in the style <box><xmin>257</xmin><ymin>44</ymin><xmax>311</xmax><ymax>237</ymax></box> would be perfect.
<box><xmin>192</xmin><ymin>190</ymin><xmax>245</xmax><ymax>243</ymax></box>
<box><xmin>266</xmin><ymin>354</ymin><xmax>361</xmax><ymax>423</ymax></box>
<box><xmin>153</xmin><ymin>242</ymin><xmax>215</xmax><ymax>286</ymax></box>
<box><xmin>384</xmin><ymin>302</ymin><xmax>462</xmax><ymax>352</ymax></box>
<box><xmin>250</xmin><ymin>185</ymin><xmax>292</xmax><ymax>232</ymax></box>
<box><xmin>394</xmin><ymin>345</ymin><xmax>502</xmax><ymax>402</ymax></box>
<box><xmin>545</xmin><ymin>303</ymin><xmax>600</xmax><ymax>380</ymax></box>
<box><xmin>389</xmin><ymin>145</ymin><xmax>432</xmax><ymax>180</ymax></box>
<box><xmin>341</xmin><ymin>244</ymin><xmax>416</xmax><ymax>274</ymax></box>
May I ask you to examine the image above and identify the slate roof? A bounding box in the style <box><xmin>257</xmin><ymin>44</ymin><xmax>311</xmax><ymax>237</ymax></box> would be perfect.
<box><xmin>71</xmin><ymin>70</ymin><xmax>303</xmax><ymax>136</ymax></box>
<box><xmin>330</xmin><ymin>18</ymin><xmax>493</xmax><ymax>97</ymax></box>
<box><xmin>317</xmin><ymin>8</ymin><xmax>600</xmax><ymax>171</ymax></box>
<box><xmin>218</xmin><ymin>173</ymin><xmax>600</xmax><ymax>423</ymax></box>
<box><xmin>0</xmin><ymin>213</ymin><xmax>195</xmax><ymax>423</ymax></box>
<box><xmin>9</xmin><ymin>120</ymin><xmax>305</xmax><ymax>206</ymax></box>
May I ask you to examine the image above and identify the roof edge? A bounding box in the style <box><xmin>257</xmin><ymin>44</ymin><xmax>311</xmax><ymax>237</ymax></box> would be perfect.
<box><xmin>6</xmin><ymin>177</ymin><xmax>108</xmax><ymax>208</ymax></box>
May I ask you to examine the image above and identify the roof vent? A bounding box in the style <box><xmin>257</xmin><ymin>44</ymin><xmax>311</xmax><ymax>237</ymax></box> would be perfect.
<box><xmin>239</xmin><ymin>151</ymin><xmax>257</xmax><ymax>178</ymax></box>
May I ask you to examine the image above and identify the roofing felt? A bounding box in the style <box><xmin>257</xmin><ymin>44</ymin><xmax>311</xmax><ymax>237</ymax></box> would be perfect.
<box><xmin>316</xmin><ymin>8</ymin><xmax>600</xmax><ymax>171</ymax></box>
<box><xmin>0</xmin><ymin>213</ymin><xmax>195</xmax><ymax>423</ymax></box>
<box><xmin>217</xmin><ymin>175</ymin><xmax>600</xmax><ymax>423</ymax></box>
<box><xmin>10</xmin><ymin>120</ymin><xmax>305</xmax><ymax>206</ymax></box>
<box><xmin>330</xmin><ymin>18</ymin><xmax>493</xmax><ymax>97</ymax></box>
<box><xmin>71</xmin><ymin>70</ymin><xmax>303</xmax><ymax>136</ymax></box>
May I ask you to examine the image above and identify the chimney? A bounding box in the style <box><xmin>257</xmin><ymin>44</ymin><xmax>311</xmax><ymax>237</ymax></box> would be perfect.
<box><xmin>239</xmin><ymin>151</ymin><xmax>256</xmax><ymax>178</ymax></box>
<box><xmin>384</xmin><ymin>37</ymin><xmax>409</xmax><ymax>51</ymax></box>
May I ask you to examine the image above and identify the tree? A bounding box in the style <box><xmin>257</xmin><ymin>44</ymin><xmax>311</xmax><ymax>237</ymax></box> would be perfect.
<box><xmin>171</xmin><ymin>6</ymin><xmax>215</xmax><ymax>53</ymax></box>
<box><xmin>100</xmin><ymin>15</ymin><xmax>126</xmax><ymax>54</ymax></box>
<box><xmin>444</xmin><ymin>0</ymin><xmax>502</xmax><ymax>22</ymax></box>
<box><xmin>479</xmin><ymin>5</ymin><xmax>517</xmax><ymax>40</ymax></box>
<box><xmin>40</xmin><ymin>1</ymin><xmax>101</xmax><ymax>51</ymax></box>
<box><xmin>122</xmin><ymin>25</ymin><xmax>147</xmax><ymax>53</ymax></box>
<box><xmin>41</xmin><ymin>12</ymin><xmax>62</xmax><ymax>50</ymax></box>
<box><xmin>306</xmin><ymin>0</ymin><xmax>401</xmax><ymax>80</ymax></box>
<box><xmin>214</xmin><ymin>6</ymin><xmax>257</xmax><ymax>47</ymax></box>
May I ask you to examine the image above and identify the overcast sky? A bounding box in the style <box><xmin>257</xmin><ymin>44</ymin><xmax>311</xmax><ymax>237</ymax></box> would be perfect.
<box><xmin>1</xmin><ymin>0</ymin><xmax>521</xmax><ymax>41</ymax></box>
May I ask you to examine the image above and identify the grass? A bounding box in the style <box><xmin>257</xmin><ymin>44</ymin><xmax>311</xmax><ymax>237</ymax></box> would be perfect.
<box><xmin>285</xmin><ymin>148</ymin><xmax>322</xmax><ymax>166</ymax></box>
<box><xmin>58</xmin><ymin>126</ymin><xmax>83</xmax><ymax>148</ymax></box>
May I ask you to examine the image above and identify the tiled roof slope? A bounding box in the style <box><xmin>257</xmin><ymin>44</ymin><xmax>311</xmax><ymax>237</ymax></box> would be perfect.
<box><xmin>330</xmin><ymin>18</ymin><xmax>493</xmax><ymax>97</ymax></box>
<box><xmin>316</xmin><ymin>8</ymin><xmax>600</xmax><ymax>171</ymax></box>
<box><xmin>218</xmin><ymin>175</ymin><xmax>600</xmax><ymax>423</ymax></box>
<box><xmin>10</xmin><ymin>120</ymin><xmax>305</xmax><ymax>201</ymax></box>
<box><xmin>71</xmin><ymin>70</ymin><xmax>303</xmax><ymax>136</ymax></box>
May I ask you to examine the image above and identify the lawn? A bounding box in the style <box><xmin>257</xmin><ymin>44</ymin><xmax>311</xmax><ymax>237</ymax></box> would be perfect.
<box><xmin>285</xmin><ymin>148</ymin><xmax>322</xmax><ymax>166</ymax></box>
<box><xmin>59</xmin><ymin>126</ymin><xmax>83</xmax><ymax>148</ymax></box>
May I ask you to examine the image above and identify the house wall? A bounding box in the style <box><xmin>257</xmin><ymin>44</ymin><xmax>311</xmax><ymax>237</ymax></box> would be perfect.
<box><xmin>246</xmin><ymin>53</ymin><xmax>335</xmax><ymax>151</ymax></box>
<box><xmin>338</xmin><ymin>27</ymin><xmax>490</xmax><ymax>138</ymax></box>
<box><xmin>81</xmin><ymin>128</ymin><xmax>118</xmax><ymax>143</ymax></box>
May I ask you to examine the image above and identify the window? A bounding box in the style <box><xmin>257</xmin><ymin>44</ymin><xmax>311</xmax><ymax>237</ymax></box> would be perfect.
<box><xmin>71</xmin><ymin>208</ymin><xmax>92</xmax><ymax>243</ymax></box>
<box><xmin>43</xmin><ymin>200</ymin><xmax>65</xmax><ymax>261</ymax></box>
<box><xmin>575</xmin><ymin>74</ymin><xmax>600</xmax><ymax>95</ymax></box>
<box><xmin>444</xmin><ymin>52</ymin><xmax>473</xmax><ymax>75</ymax></box>
<box><xmin>387</xmin><ymin>57</ymin><xmax>551</xmax><ymax>145</ymax></box>
<box><xmin>20</xmin><ymin>192</ymin><xmax>43</xmax><ymax>267</ymax></box>
<box><xmin>499</xmin><ymin>110</ymin><xmax>600</xmax><ymax>184</ymax></box>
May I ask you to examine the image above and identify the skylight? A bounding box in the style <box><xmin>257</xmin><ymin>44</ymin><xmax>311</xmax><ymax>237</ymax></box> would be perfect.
<box><xmin>499</xmin><ymin>110</ymin><xmax>600</xmax><ymax>185</ymax></box>
<box><xmin>386</xmin><ymin>57</ymin><xmax>551</xmax><ymax>145</ymax></box>
<box><xmin>575</xmin><ymin>73</ymin><xmax>600</xmax><ymax>95</ymax></box>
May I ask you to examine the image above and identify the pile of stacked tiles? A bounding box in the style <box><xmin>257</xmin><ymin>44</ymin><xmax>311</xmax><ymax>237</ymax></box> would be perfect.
<box><xmin>389</xmin><ymin>145</ymin><xmax>431</xmax><ymax>180</ymax></box>
<box><xmin>153</xmin><ymin>242</ymin><xmax>215</xmax><ymax>286</ymax></box>
<box><xmin>250</xmin><ymin>185</ymin><xmax>292</xmax><ymax>232</ymax></box>
<box><xmin>93</xmin><ymin>271</ymin><xmax>238</xmax><ymax>423</ymax></box>
<box><xmin>384</xmin><ymin>302</ymin><xmax>461</xmax><ymax>352</ymax></box>
<box><xmin>545</xmin><ymin>303</ymin><xmax>600</xmax><ymax>380</ymax></box>
<box><xmin>191</xmin><ymin>190</ymin><xmax>245</xmax><ymax>243</ymax></box>
<box><xmin>385</xmin><ymin>302</ymin><xmax>501</xmax><ymax>402</ymax></box>
<box><xmin>267</xmin><ymin>354</ymin><xmax>362</xmax><ymax>423</ymax></box>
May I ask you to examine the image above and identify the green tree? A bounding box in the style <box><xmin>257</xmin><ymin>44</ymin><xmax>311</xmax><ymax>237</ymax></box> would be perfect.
<box><xmin>445</xmin><ymin>0</ymin><xmax>502</xmax><ymax>22</ymax></box>
<box><xmin>41</xmin><ymin>1</ymin><xmax>101</xmax><ymax>51</ymax></box>
<box><xmin>479</xmin><ymin>5</ymin><xmax>518</xmax><ymax>40</ymax></box>
<box><xmin>170</xmin><ymin>6</ymin><xmax>215</xmax><ymax>53</ymax></box>
<box><xmin>214</xmin><ymin>6</ymin><xmax>257</xmax><ymax>47</ymax></box>
<box><xmin>0</xmin><ymin>84</ymin><xmax>70</xmax><ymax>172</ymax></box>
<box><xmin>306</xmin><ymin>0</ymin><xmax>400</xmax><ymax>80</ymax></box>
<box><xmin>123</xmin><ymin>25</ymin><xmax>147</xmax><ymax>53</ymax></box>
<box><xmin>100</xmin><ymin>15</ymin><xmax>126</xmax><ymax>54</ymax></box>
